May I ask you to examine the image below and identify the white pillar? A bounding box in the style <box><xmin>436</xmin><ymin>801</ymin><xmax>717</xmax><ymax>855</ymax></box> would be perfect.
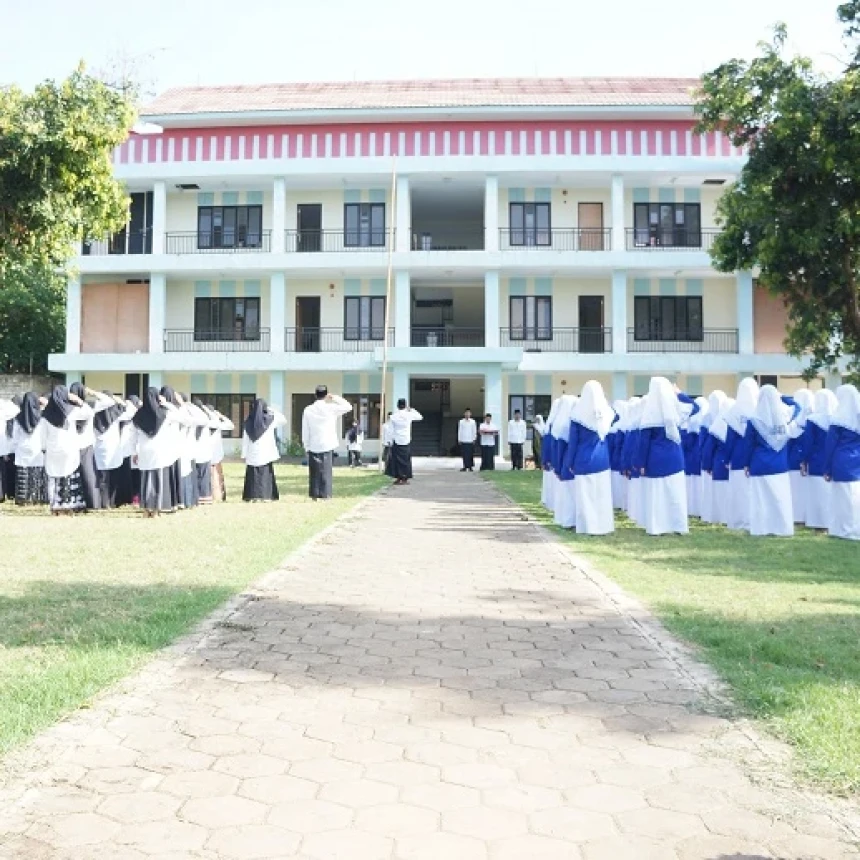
<box><xmin>611</xmin><ymin>270</ymin><xmax>627</xmax><ymax>355</ymax></box>
<box><xmin>484</xmin><ymin>271</ymin><xmax>500</xmax><ymax>348</ymax></box>
<box><xmin>612</xmin><ymin>372</ymin><xmax>627</xmax><ymax>401</ymax></box>
<box><xmin>484</xmin><ymin>175</ymin><xmax>499</xmax><ymax>252</ymax></box>
<box><xmin>611</xmin><ymin>174</ymin><xmax>625</xmax><ymax>252</ymax></box>
<box><xmin>393</xmin><ymin>366</ymin><xmax>409</xmax><ymax>407</ymax></box>
<box><xmin>148</xmin><ymin>371</ymin><xmax>163</xmax><ymax>390</ymax></box>
<box><xmin>395</xmin><ymin>175</ymin><xmax>411</xmax><ymax>252</ymax></box>
<box><xmin>269</xmin><ymin>371</ymin><xmax>285</xmax><ymax>414</ymax></box>
<box><xmin>394</xmin><ymin>271</ymin><xmax>411</xmax><ymax>347</ymax></box>
<box><xmin>149</xmin><ymin>273</ymin><xmax>166</xmax><ymax>354</ymax></box>
<box><xmin>484</xmin><ymin>366</ymin><xmax>504</xmax><ymax>455</ymax></box>
<box><xmin>269</xmin><ymin>272</ymin><xmax>285</xmax><ymax>352</ymax></box>
<box><xmin>66</xmin><ymin>276</ymin><xmax>81</xmax><ymax>354</ymax></box>
<box><xmin>152</xmin><ymin>180</ymin><xmax>166</xmax><ymax>254</ymax></box>
<box><xmin>272</xmin><ymin>177</ymin><xmax>286</xmax><ymax>253</ymax></box>
<box><xmin>737</xmin><ymin>270</ymin><xmax>754</xmax><ymax>355</ymax></box>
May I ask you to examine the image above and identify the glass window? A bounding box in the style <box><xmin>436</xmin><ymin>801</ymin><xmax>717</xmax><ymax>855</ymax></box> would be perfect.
<box><xmin>508</xmin><ymin>395</ymin><xmax>552</xmax><ymax>440</ymax></box>
<box><xmin>344</xmin><ymin>203</ymin><xmax>386</xmax><ymax>247</ymax></box>
<box><xmin>632</xmin><ymin>203</ymin><xmax>702</xmax><ymax>248</ymax></box>
<box><xmin>190</xmin><ymin>393</ymin><xmax>256</xmax><ymax>439</ymax></box>
<box><xmin>343</xmin><ymin>394</ymin><xmax>381</xmax><ymax>439</ymax></box>
<box><xmin>633</xmin><ymin>296</ymin><xmax>704</xmax><ymax>341</ymax></box>
<box><xmin>509</xmin><ymin>203</ymin><xmax>551</xmax><ymax>247</ymax></box>
<box><xmin>509</xmin><ymin>297</ymin><xmax>552</xmax><ymax>340</ymax></box>
<box><xmin>197</xmin><ymin>206</ymin><xmax>263</xmax><ymax>249</ymax></box>
<box><xmin>344</xmin><ymin>297</ymin><xmax>386</xmax><ymax>340</ymax></box>
<box><xmin>194</xmin><ymin>298</ymin><xmax>261</xmax><ymax>341</ymax></box>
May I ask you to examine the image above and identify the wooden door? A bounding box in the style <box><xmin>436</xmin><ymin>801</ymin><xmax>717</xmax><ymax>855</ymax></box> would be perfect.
<box><xmin>578</xmin><ymin>203</ymin><xmax>604</xmax><ymax>250</ymax></box>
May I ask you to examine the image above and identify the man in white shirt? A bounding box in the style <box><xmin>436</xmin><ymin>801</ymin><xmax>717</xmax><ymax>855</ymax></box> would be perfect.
<box><xmin>389</xmin><ymin>399</ymin><xmax>423</xmax><ymax>485</ymax></box>
<box><xmin>301</xmin><ymin>385</ymin><xmax>352</xmax><ymax>500</ymax></box>
<box><xmin>508</xmin><ymin>409</ymin><xmax>528</xmax><ymax>471</ymax></box>
<box><xmin>458</xmin><ymin>408</ymin><xmax>478</xmax><ymax>472</ymax></box>
<box><xmin>381</xmin><ymin>412</ymin><xmax>394</xmax><ymax>476</ymax></box>
<box><xmin>479</xmin><ymin>413</ymin><xmax>499</xmax><ymax>472</ymax></box>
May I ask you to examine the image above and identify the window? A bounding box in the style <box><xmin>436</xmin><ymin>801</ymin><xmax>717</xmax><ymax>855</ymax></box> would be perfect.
<box><xmin>632</xmin><ymin>203</ymin><xmax>701</xmax><ymax>248</ymax></box>
<box><xmin>508</xmin><ymin>395</ymin><xmax>552</xmax><ymax>441</ymax></box>
<box><xmin>634</xmin><ymin>296</ymin><xmax>704</xmax><ymax>341</ymax></box>
<box><xmin>191</xmin><ymin>393</ymin><xmax>256</xmax><ymax>439</ymax></box>
<box><xmin>344</xmin><ymin>203</ymin><xmax>386</xmax><ymax>247</ymax></box>
<box><xmin>509</xmin><ymin>296</ymin><xmax>552</xmax><ymax>340</ymax></box>
<box><xmin>344</xmin><ymin>297</ymin><xmax>386</xmax><ymax>340</ymax></box>
<box><xmin>194</xmin><ymin>297</ymin><xmax>261</xmax><ymax>342</ymax></box>
<box><xmin>509</xmin><ymin>202</ymin><xmax>551</xmax><ymax>246</ymax></box>
<box><xmin>343</xmin><ymin>394</ymin><xmax>381</xmax><ymax>439</ymax></box>
<box><xmin>757</xmin><ymin>375</ymin><xmax>779</xmax><ymax>388</ymax></box>
<box><xmin>197</xmin><ymin>205</ymin><xmax>263</xmax><ymax>249</ymax></box>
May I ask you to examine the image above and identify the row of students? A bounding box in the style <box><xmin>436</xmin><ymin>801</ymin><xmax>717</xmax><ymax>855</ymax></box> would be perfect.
<box><xmin>538</xmin><ymin>377</ymin><xmax>860</xmax><ymax>540</ymax></box>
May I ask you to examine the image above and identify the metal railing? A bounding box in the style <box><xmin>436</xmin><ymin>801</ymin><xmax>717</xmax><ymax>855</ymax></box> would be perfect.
<box><xmin>82</xmin><ymin>229</ymin><xmax>152</xmax><ymax>256</ymax></box>
<box><xmin>164</xmin><ymin>329</ymin><xmax>271</xmax><ymax>352</ymax></box>
<box><xmin>410</xmin><ymin>327</ymin><xmax>485</xmax><ymax>347</ymax></box>
<box><xmin>285</xmin><ymin>230</ymin><xmax>393</xmax><ymax>252</ymax></box>
<box><xmin>627</xmin><ymin>328</ymin><xmax>739</xmax><ymax>353</ymax></box>
<box><xmin>625</xmin><ymin>229</ymin><xmax>721</xmax><ymax>251</ymax></box>
<box><xmin>165</xmin><ymin>231</ymin><xmax>272</xmax><ymax>254</ymax></box>
<box><xmin>501</xmin><ymin>327</ymin><xmax>613</xmax><ymax>353</ymax></box>
<box><xmin>285</xmin><ymin>327</ymin><xmax>394</xmax><ymax>352</ymax></box>
<box><xmin>499</xmin><ymin>228</ymin><xmax>611</xmax><ymax>251</ymax></box>
<box><xmin>410</xmin><ymin>230</ymin><xmax>484</xmax><ymax>251</ymax></box>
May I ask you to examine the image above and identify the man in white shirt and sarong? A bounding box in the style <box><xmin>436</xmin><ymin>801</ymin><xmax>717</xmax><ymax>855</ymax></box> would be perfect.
<box><xmin>389</xmin><ymin>399</ymin><xmax>422</xmax><ymax>485</ymax></box>
<box><xmin>458</xmin><ymin>408</ymin><xmax>477</xmax><ymax>472</ymax></box>
<box><xmin>508</xmin><ymin>410</ymin><xmax>527</xmax><ymax>470</ymax></box>
<box><xmin>479</xmin><ymin>414</ymin><xmax>499</xmax><ymax>471</ymax></box>
<box><xmin>301</xmin><ymin>385</ymin><xmax>352</xmax><ymax>500</ymax></box>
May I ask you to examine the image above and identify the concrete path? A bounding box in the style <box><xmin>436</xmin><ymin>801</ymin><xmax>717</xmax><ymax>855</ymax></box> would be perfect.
<box><xmin>1</xmin><ymin>473</ymin><xmax>857</xmax><ymax>859</ymax></box>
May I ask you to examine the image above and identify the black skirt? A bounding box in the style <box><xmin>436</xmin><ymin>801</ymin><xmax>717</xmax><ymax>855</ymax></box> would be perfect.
<box><xmin>308</xmin><ymin>451</ymin><xmax>333</xmax><ymax>499</ymax></box>
<box><xmin>15</xmin><ymin>465</ymin><xmax>48</xmax><ymax>505</ymax></box>
<box><xmin>182</xmin><ymin>468</ymin><xmax>199</xmax><ymax>509</ymax></box>
<box><xmin>480</xmin><ymin>445</ymin><xmax>496</xmax><ymax>470</ymax></box>
<box><xmin>77</xmin><ymin>445</ymin><xmax>102</xmax><ymax>510</ymax></box>
<box><xmin>96</xmin><ymin>458</ymin><xmax>134</xmax><ymax>509</ymax></box>
<box><xmin>196</xmin><ymin>461</ymin><xmax>213</xmax><ymax>502</ymax></box>
<box><xmin>140</xmin><ymin>466</ymin><xmax>177</xmax><ymax>512</ymax></box>
<box><xmin>391</xmin><ymin>443</ymin><xmax>413</xmax><ymax>480</ymax></box>
<box><xmin>0</xmin><ymin>454</ymin><xmax>13</xmax><ymax>502</ymax></box>
<box><xmin>244</xmin><ymin>463</ymin><xmax>279</xmax><ymax>501</ymax></box>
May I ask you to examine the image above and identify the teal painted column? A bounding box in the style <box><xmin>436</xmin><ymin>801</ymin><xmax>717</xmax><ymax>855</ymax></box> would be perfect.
<box><xmin>393</xmin><ymin>366</ymin><xmax>409</xmax><ymax>407</ymax></box>
<box><xmin>611</xmin><ymin>372</ymin><xmax>627</xmax><ymax>401</ymax></box>
<box><xmin>737</xmin><ymin>271</ymin><xmax>754</xmax><ymax>355</ymax></box>
<box><xmin>485</xmin><ymin>271</ymin><xmax>500</xmax><ymax>347</ymax></box>
<box><xmin>269</xmin><ymin>272</ymin><xmax>285</xmax><ymax>352</ymax></box>
<box><xmin>269</xmin><ymin>371</ymin><xmax>285</xmax><ymax>413</ymax></box>
<box><xmin>148</xmin><ymin>371</ymin><xmax>163</xmax><ymax>390</ymax></box>
<box><xmin>612</xmin><ymin>270</ymin><xmax>628</xmax><ymax>355</ymax></box>
<box><xmin>65</xmin><ymin>371</ymin><xmax>82</xmax><ymax>387</ymax></box>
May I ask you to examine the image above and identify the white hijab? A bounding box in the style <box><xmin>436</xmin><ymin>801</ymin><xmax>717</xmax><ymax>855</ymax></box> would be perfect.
<box><xmin>532</xmin><ymin>415</ymin><xmax>546</xmax><ymax>436</ymax></box>
<box><xmin>831</xmin><ymin>384</ymin><xmax>860</xmax><ymax>435</ymax></box>
<box><xmin>688</xmin><ymin>397</ymin><xmax>710</xmax><ymax>433</ymax></box>
<box><xmin>545</xmin><ymin>397</ymin><xmax>563</xmax><ymax>436</ymax></box>
<box><xmin>551</xmin><ymin>395</ymin><xmax>578</xmax><ymax>440</ymax></box>
<box><xmin>570</xmin><ymin>381</ymin><xmax>614</xmax><ymax>440</ymax></box>
<box><xmin>639</xmin><ymin>377</ymin><xmax>684</xmax><ymax>444</ymax></box>
<box><xmin>725</xmin><ymin>377</ymin><xmax>760</xmax><ymax>436</ymax></box>
<box><xmin>609</xmin><ymin>399</ymin><xmax>628</xmax><ymax>435</ymax></box>
<box><xmin>704</xmin><ymin>390</ymin><xmax>727</xmax><ymax>430</ymax></box>
<box><xmin>807</xmin><ymin>389</ymin><xmax>838</xmax><ymax>431</ymax></box>
<box><xmin>792</xmin><ymin>388</ymin><xmax>815</xmax><ymax>428</ymax></box>
<box><xmin>750</xmin><ymin>385</ymin><xmax>793</xmax><ymax>451</ymax></box>
<box><xmin>709</xmin><ymin>396</ymin><xmax>736</xmax><ymax>443</ymax></box>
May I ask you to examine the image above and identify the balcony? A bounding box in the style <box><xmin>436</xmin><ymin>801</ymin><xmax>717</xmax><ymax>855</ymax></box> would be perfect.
<box><xmin>83</xmin><ymin>229</ymin><xmax>152</xmax><ymax>256</ymax></box>
<box><xmin>625</xmin><ymin>229</ymin><xmax>721</xmax><ymax>251</ymax></box>
<box><xmin>410</xmin><ymin>327</ymin><xmax>485</xmax><ymax>347</ymax></box>
<box><xmin>626</xmin><ymin>329</ymin><xmax>739</xmax><ymax>353</ymax></box>
<box><xmin>285</xmin><ymin>328</ymin><xmax>394</xmax><ymax>353</ymax></box>
<box><xmin>165</xmin><ymin>231</ymin><xmax>272</xmax><ymax>254</ymax></box>
<box><xmin>411</xmin><ymin>230</ymin><xmax>484</xmax><ymax>251</ymax></box>
<box><xmin>285</xmin><ymin>230</ymin><xmax>394</xmax><ymax>253</ymax></box>
<box><xmin>164</xmin><ymin>329</ymin><xmax>271</xmax><ymax>352</ymax></box>
<box><xmin>499</xmin><ymin>228</ymin><xmax>611</xmax><ymax>251</ymax></box>
<box><xmin>500</xmin><ymin>327</ymin><xmax>612</xmax><ymax>353</ymax></box>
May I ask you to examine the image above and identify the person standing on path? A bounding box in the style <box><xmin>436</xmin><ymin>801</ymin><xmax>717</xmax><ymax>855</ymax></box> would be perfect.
<box><xmin>242</xmin><ymin>398</ymin><xmax>287</xmax><ymax>502</ymax></box>
<box><xmin>389</xmin><ymin>399</ymin><xmax>422</xmax><ymax>485</ymax></box>
<box><xmin>458</xmin><ymin>408</ymin><xmax>477</xmax><ymax>472</ymax></box>
<box><xmin>507</xmin><ymin>409</ymin><xmax>527</xmax><ymax>470</ymax></box>
<box><xmin>478</xmin><ymin>413</ymin><xmax>499</xmax><ymax>471</ymax></box>
<box><xmin>302</xmin><ymin>386</ymin><xmax>352</xmax><ymax>500</ymax></box>
<box><xmin>346</xmin><ymin>420</ymin><xmax>364</xmax><ymax>467</ymax></box>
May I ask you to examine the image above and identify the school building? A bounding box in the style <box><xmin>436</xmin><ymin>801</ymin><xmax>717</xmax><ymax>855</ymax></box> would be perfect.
<box><xmin>51</xmin><ymin>77</ymin><xmax>829</xmax><ymax>456</ymax></box>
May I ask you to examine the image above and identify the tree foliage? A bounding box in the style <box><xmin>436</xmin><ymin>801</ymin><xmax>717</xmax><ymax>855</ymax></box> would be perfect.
<box><xmin>696</xmin><ymin>7</ymin><xmax>860</xmax><ymax>380</ymax></box>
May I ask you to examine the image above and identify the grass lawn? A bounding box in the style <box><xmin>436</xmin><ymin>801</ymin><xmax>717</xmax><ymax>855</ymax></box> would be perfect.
<box><xmin>484</xmin><ymin>469</ymin><xmax>860</xmax><ymax>797</ymax></box>
<box><xmin>0</xmin><ymin>462</ymin><xmax>386</xmax><ymax>759</ymax></box>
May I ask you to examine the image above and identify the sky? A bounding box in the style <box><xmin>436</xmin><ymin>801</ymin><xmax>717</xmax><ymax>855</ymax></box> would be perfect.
<box><xmin>0</xmin><ymin>0</ymin><xmax>849</xmax><ymax>98</ymax></box>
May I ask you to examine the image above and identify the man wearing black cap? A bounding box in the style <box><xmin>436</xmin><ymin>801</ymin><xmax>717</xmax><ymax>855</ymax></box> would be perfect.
<box><xmin>301</xmin><ymin>385</ymin><xmax>352</xmax><ymax>500</ymax></box>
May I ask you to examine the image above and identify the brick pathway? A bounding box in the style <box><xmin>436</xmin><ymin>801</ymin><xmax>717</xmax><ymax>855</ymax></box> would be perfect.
<box><xmin>1</xmin><ymin>473</ymin><xmax>857</xmax><ymax>859</ymax></box>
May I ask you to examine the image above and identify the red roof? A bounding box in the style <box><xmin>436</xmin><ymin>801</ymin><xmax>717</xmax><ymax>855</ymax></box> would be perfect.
<box><xmin>142</xmin><ymin>77</ymin><xmax>700</xmax><ymax>118</ymax></box>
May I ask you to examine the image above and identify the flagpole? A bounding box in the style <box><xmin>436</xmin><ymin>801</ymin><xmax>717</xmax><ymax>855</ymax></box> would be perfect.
<box><xmin>378</xmin><ymin>158</ymin><xmax>397</xmax><ymax>473</ymax></box>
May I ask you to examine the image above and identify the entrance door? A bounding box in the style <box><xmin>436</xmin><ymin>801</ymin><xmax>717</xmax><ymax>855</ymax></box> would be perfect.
<box><xmin>297</xmin><ymin>204</ymin><xmax>322</xmax><ymax>252</ymax></box>
<box><xmin>295</xmin><ymin>297</ymin><xmax>321</xmax><ymax>352</ymax></box>
<box><xmin>578</xmin><ymin>203</ymin><xmax>604</xmax><ymax>250</ymax></box>
<box><xmin>579</xmin><ymin>296</ymin><xmax>605</xmax><ymax>353</ymax></box>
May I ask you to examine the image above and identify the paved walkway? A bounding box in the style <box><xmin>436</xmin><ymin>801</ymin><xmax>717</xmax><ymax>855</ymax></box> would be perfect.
<box><xmin>1</xmin><ymin>473</ymin><xmax>857</xmax><ymax>859</ymax></box>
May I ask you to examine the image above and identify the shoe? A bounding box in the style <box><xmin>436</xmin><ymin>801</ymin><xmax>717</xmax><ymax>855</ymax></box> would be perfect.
<box><xmin>460</xmin><ymin>468</ymin><xmax>467</xmax><ymax>472</ymax></box>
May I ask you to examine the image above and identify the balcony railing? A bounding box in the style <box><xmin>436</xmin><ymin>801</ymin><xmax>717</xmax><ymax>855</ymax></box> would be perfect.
<box><xmin>499</xmin><ymin>228</ymin><xmax>611</xmax><ymax>251</ymax></box>
<box><xmin>83</xmin><ymin>229</ymin><xmax>152</xmax><ymax>256</ymax></box>
<box><xmin>285</xmin><ymin>230</ymin><xmax>393</xmax><ymax>252</ymax></box>
<box><xmin>411</xmin><ymin>230</ymin><xmax>484</xmax><ymax>251</ymax></box>
<box><xmin>165</xmin><ymin>231</ymin><xmax>272</xmax><ymax>254</ymax></box>
<box><xmin>501</xmin><ymin>327</ymin><xmax>613</xmax><ymax>353</ymax></box>
<box><xmin>164</xmin><ymin>329</ymin><xmax>271</xmax><ymax>352</ymax></box>
<box><xmin>625</xmin><ymin>229</ymin><xmax>721</xmax><ymax>251</ymax></box>
<box><xmin>627</xmin><ymin>328</ymin><xmax>739</xmax><ymax>353</ymax></box>
<box><xmin>410</xmin><ymin>327</ymin><xmax>485</xmax><ymax>347</ymax></box>
<box><xmin>285</xmin><ymin>327</ymin><xmax>394</xmax><ymax>353</ymax></box>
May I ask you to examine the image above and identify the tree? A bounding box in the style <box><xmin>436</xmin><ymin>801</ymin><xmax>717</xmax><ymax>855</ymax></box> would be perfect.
<box><xmin>696</xmin><ymin>7</ymin><xmax>860</xmax><ymax>381</ymax></box>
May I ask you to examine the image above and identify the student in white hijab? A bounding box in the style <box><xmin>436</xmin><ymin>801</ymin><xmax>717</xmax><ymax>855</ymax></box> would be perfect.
<box><xmin>801</xmin><ymin>389</ymin><xmax>838</xmax><ymax>530</ymax></box>
<box><xmin>703</xmin><ymin>395</ymin><xmax>735</xmax><ymax>525</ymax></box>
<box><xmin>637</xmin><ymin>377</ymin><xmax>690</xmax><ymax>535</ymax></box>
<box><xmin>551</xmin><ymin>394</ymin><xmax>578</xmax><ymax>529</ymax></box>
<box><xmin>608</xmin><ymin>400</ymin><xmax>628</xmax><ymax>510</ymax></box>
<box><xmin>824</xmin><ymin>384</ymin><xmax>860</xmax><ymax>541</ymax></box>
<box><xmin>563</xmin><ymin>381</ymin><xmax>615</xmax><ymax>535</ymax></box>
<box><xmin>724</xmin><ymin>377</ymin><xmax>760</xmax><ymax>530</ymax></box>
<box><xmin>541</xmin><ymin>397</ymin><xmax>563</xmax><ymax>512</ymax></box>
<box><xmin>532</xmin><ymin>414</ymin><xmax>546</xmax><ymax>470</ymax></box>
<box><xmin>684</xmin><ymin>396</ymin><xmax>709</xmax><ymax>518</ymax></box>
<box><xmin>787</xmin><ymin>388</ymin><xmax>815</xmax><ymax>523</ymax></box>
<box><xmin>698</xmin><ymin>390</ymin><xmax>727</xmax><ymax>523</ymax></box>
<box><xmin>621</xmin><ymin>397</ymin><xmax>644</xmax><ymax>525</ymax></box>
<box><xmin>736</xmin><ymin>385</ymin><xmax>796</xmax><ymax>536</ymax></box>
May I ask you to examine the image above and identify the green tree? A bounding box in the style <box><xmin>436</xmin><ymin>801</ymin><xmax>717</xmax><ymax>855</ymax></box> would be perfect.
<box><xmin>696</xmin><ymin>7</ymin><xmax>860</xmax><ymax>380</ymax></box>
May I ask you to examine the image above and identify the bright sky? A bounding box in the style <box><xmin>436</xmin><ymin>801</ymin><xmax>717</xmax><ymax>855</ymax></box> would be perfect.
<box><xmin>0</xmin><ymin>0</ymin><xmax>849</xmax><ymax>96</ymax></box>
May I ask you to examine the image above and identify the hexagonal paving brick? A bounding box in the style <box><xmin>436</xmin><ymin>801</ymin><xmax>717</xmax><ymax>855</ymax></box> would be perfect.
<box><xmin>564</xmin><ymin>784</ymin><xmax>648</xmax><ymax>814</ymax></box>
<box><xmin>530</xmin><ymin>807</ymin><xmax>617</xmax><ymax>843</ymax></box>
<box><xmin>364</xmin><ymin>760</ymin><xmax>440</xmax><ymax>787</ymax></box>
<box><xmin>596</xmin><ymin>765</ymin><xmax>674</xmax><ymax>789</ymax></box>
<box><xmin>98</xmin><ymin>791</ymin><xmax>182</xmax><ymax>824</ymax></box>
<box><xmin>290</xmin><ymin>757</ymin><xmax>364</xmax><ymax>784</ymax></box>
<box><xmin>205</xmin><ymin>824</ymin><xmax>301</xmax><ymax>859</ymax></box>
<box><xmin>482</xmin><ymin>784</ymin><xmax>563</xmax><ymax>813</ymax></box>
<box><xmin>213</xmin><ymin>753</ymin><xmax>287</xmax><ymax>779</ymax></box>
<box><xmin>181</xmin><ymin>795</ymin><xmax>268</xmax><ymax>828</ymax></box>
<box><xmin>267</xmin><ymin>799</ymin><xmax>353</xmax><ymax>833</ymax></box>
<box><xmin>400</xmin><ymin>782</ymin><xmax>482</xmax><ymax>813</ymax></box>
<box><xmin>239</xmin><ymin>774</ymin><xmax>318</xmax><ymax>804</ymax></box>
<box><xmin>396</xmin><ymin>831</ymin><xmax>487</xmax><ymax>860</ymax></box>
<box><xmin>442</xmin><ymin>806</ymin><xmax>528</xmax><ymax>841</ymax></box>
<box><xmin>615</xmin><ymin>807</ymin><xmax>707</xmax><ymax>841</ymax></box>
<box><xmin>302</xmin><ymin>829</ymin><xmax>393</xmax><ymax>860</ymax></box>
<box><xmin>490</xmin><ymin>834</ymin><xmax>582</xmax><ymax>860</ymax></box>
<box><xmin>332</xmin><ymin>740</ymin><xmax>403</xmax><ymax>764</ymax></box>
<box><xmin>674</xmin><ymin>834</ymin><xmax>772</xmax><ymax>860</ymax></box>
<box><xmin>355</xmin><ymin>803</ymin><xmax>439</xmax><ymax>837</ymax></box>
<box><xmin>115</xmin><ymin>819</ymin><xmax>208</xmax><ymax>854</ymax></box>
<box><xmin>28</xmin><ymin>812</ymin><xmax>122</xmax><ymax>848</ymax></box>
<box><xmin>581</xmin><ymin>836</ymin><xmax>678</xmax><ymax>860</ymax></box>
<box><xmin>517</xmin><ymin>761</ymin><xmax>598</xmax><ymax>790</ymax></box>
<box><xmin>158</xmin><ymin>770</ymin><xmax>240</xmax><ymax>799</ymax></box>
<box><xmin>318</xmin><ymin>779</ymin><xmax>400</xmax><ymax>809</ymax></box>
<box><xmin>442</xmin><ymin>763</ymin><xmax>517</xmax><ymax>790</ymax></box>
<box><xmin>190</xmin><ymin>734</ymin><xmax>261</xmax><ymax>757</ymax></box>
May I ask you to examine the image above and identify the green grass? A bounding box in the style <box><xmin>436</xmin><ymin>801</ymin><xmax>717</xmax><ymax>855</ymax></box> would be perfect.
<box><xmin>0</xmin><ymin>463</ymin><xmax>386</xmax><ymax>758</ymax></box>
<box><xmin>484</xmin><ymin>469</ymin><xmax>860</xmax><ymax>797</ymax></box>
